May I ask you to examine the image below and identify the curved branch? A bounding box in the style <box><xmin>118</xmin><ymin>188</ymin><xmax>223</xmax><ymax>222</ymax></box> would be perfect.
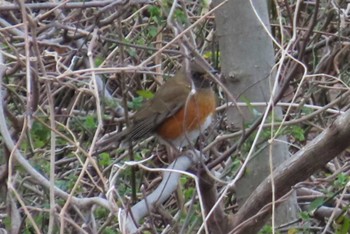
<box><xmin>231</xmin><ymin>109</ymin><xmax>350</xmax><ymax>233</ymax></box>
<box><xmin>120</xmin><ymin>153</ymin><xmax>201</xmax><ymax>233</ymax></box>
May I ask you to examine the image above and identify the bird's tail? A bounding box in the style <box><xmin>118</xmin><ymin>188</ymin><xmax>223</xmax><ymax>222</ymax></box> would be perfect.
<box><xmin>94</xmin><ymin>130</ymin><xmax>128</xmax><ymax>155</ymax></box>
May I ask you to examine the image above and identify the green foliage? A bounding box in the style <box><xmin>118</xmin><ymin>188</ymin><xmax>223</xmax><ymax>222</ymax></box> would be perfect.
<box><xmin>201</xmin><ymin>0</ymin><xmax>211</xmax><ymax>11</ymax></box>
<box><xmin>22</xmin><ymin>213</ymin><xmax>47</xmax><ymax>233</ymax></box>
<box><xmin>180</xmin><ymin>176</ymin><xmax>195</xmax><ymax>199</ymax></box>
<box><xmin>335</xmin><ymin>215</ymin><xmax>350</xmax><ymax>234</ymax></box>
<box><xmin>128</xmin><ymin>47</ymin><xmax>137</xmax><ymax>58</ymax></box>
<box><xmin>307</xmin><ymin>197</ymin><xmax>325</xmax><ymax>214</ymax></box>
<box><xmin>203</xmin><ymin>51</ymin><xmax>213</xmax><ymax>59</ymax></box>
<box><xmin>286</xmin><ymin>228</ymin><xmax>299</xmax><ymax>234</ymax></box>
<box><xmin>299</xmin><ymin>211</ymin><xmax>311</xmax><ymax>221</ymax></box>
<box><xmin>128</xmin><ymin>96</ymin><xmax>144</xmax><ymax>110</ymax></box>
<box><xmin>69</xmin><ymin>115</ymin><xmax>97</xmax><ymax>133</ymax></box>
<box><xmin>56</xmin><ymin>173</ymin><xmax>79</xmax><ymax>191</ymax></box>
<box><xmin>144</xmin><ymin>5</ymin><xmax>164</xmax><ymax>40</ymax></box>
<box><xmin>184</xmin><ymin>187</ymin><xmax>194</xmax><ymax>200</ymax></box>
<box><xmin>333</xmin><ymin>173</ymin><xmax>350</xmax><ymax>189</ymax></box>
<box><xmin>178</xmin><ymin>176</ymin><xmax>203</xmax><ymax>230</ymax></box>
<box><xmin>180</xmin><ymin>176</ymin><xmax>187</xmax><ymax>185</ymax></box>
<box><xmin>99</xmin><ymin>152</ymin><xmax>111</xmax><ymax>167</ymax></box>
<box><xmin>31</xmin><ymin>155</ymin><xmax>50</xmax><ymax>175</ymax></box>
<box><xmin>259</xmin><ymin>225</ymin><xmax>277</xmax><ymax>234</ymax></box>
<box><xmin>174</xmin><ymin>9</ymin><xmax>187</xmax><ymax>24</ymax></box>
<box><xmin>148</xmin><ymin>5</ymin><xmax>161</xmax><ymax>24</ymax></box>
<box><xmin>95</xmin><ymin>207</ymin><xmax>109</xmax><ymax>219</ymax></box>
<box><xmin>186</xmin><ymin>212</ymin><xmax>202</xmax><ymax>233</ymax></box>
<box><xmin>226</xmin><ymin>157</ymin><xmax>241</xmax><ymax>176</ymax></box>
<box><xmin>134</xmin><ymin>150</ymin><xmax>149</xmax><ymax>161</ymax></box>
<box><xmin>115</xmin><ymin>166</ymin><xmax>141</xmax><ymax>198</ymax></box>
<box><xmin>102</xmin><ymin>227</ymin><xmax>119</xmax><ymax>234</ymax></box>
<box><xmin>3</xmin><ymin>216</ymin><xmax>11</xmax><ymax>231</ymax></box>
<box><xmin>95</xmin><ymin>57</ymin><xmax>104</xmax><ymax>67</ymax></box>
<box><xmin>284</xmin><ymin>125</ymin><xmax>305</xmax><ymax>141</ymax></box>
<box><xmin>308</xmin><ymin>197</ymin><xmax>325</xmax><ymax>213</ymax></box>
<box><xmin>136</xmin><ymin>89</ymin><xmax>154</xmax><ymax>99</ymax></box>
<box><xmin>147</xmin><ymin>25</ymin><xmax>158</xmax><ymax>38</ymax></box>
<box><xmin>31</xmin><ymin>120</ymin><xmax>50</xmax><ymax>148</ymax></box>
<box><xmin>135</xmin><ymin>37</ymin><xmax>146</xmax><ymax>46</ymax></box>
<box><xmin>24</xmin><ymin>228</ymin><xmax>32</xmax><ymax>234</ymax></box>
<box><xmin>84</xmin><ymin>115</ymin><xmax>97</xmax><ymax>130</ymax></box>
<box><xmin>300</xmin><ymin>106</ymin><xmax>314</xmax><ymax>116</ymax></box>
<box><xmin>20</xmin><ymin>211</ymin><xmax>59</xmax><ymax>234</ymax></box>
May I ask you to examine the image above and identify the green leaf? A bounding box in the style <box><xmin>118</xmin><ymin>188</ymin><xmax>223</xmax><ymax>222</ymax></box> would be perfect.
<box><xmin>174</xmin><ymin>9</ymin><xmax>187</xmax><ymax>24</ymax></box>
<box><xmin>148</xmin><ymin>6</ymin><xmax>162</xmax><ymax>25</ymax></box>
<box><xmin>290</xmin><ymin>125</ymin><xmax>305</xmax><ymax>141</ymax></box>
<box><xmin>128</xmin><ymin>96</ymin><xmax>144</xmax><ymax>110</ymax></box>
<box><xmin>102</xmin><ymin>227</ymin><xmax>118</xmax><ymax>234</ymax></box>
<box><xmin>95</xmin><ymin>207</ymin><xmax>108</xmax><ymax>219</ymax></box>
<box><xmin>287</xmin><ymin>228</ymin><xmax>299</xmax><ymax>234</ymax></box>
<box><xmin>184</xmin><ymin>187</ymin><xmax>194</xmax><ymax>200</ymax></box>
<box><xmin>334</xmin><ymin>173</ymin><xmax>350</xmax><ymax>188</ymax></box>
<box><xmin>95</xmin><ymin>57</ymin><xmax>104</xmax><ymax>67</ymax></box>
<box><xmin>147</xmin><ymin>26</ymin><xmax>158</xmax><ymax>38</ymax></box>
<box><xmin>299</xmin><ymin>211</ymin><xmax>310</xmax><ymax>221</ymax></box>
<box><xmin>203</xmin><ymin>51</ymin><xmax>212</xmax><ymax>59</ymax></box>
<box><xmin>128</xmin><ymin>47</ymin><xmax>137</xmax><ymax>58</ymax></box>
<box><xmin>136</xmin><ymin>90</ymin><xmax>154</xmax><ymax>99</ymax></box>
<box><xmin>148</xmin><ymin>5</ymin><xmax>161</xmax><ymax>18</ymax></box>
<box><xmin>180</xmin><ymin>176</ymin><xmax>188</xmax><ymax>185</ymax></box>
<box><xmin>308</xmin><ymin>197</ymin><xmax>324</xmax><ymax>213</ymax></box>
<box><xmin>84</xmin><ymin>115</ymin><xmax>96</xmax><ymax>130</ymax></box>
<box><xmin>335</xmin><ymin>215</ymin><xmax>350</xmax><ymax>234</ymax></box>
<box><xmin>259</xmin><ymin>225</ymin><xmax>273</xmax><ymax>234</ymax></box>
<box><xmin>301</xmin><ymin>106</ymin><xmax>314</xmax><ymax>115</ymax></box>
<box><xmin>3</xmin><ymin>216</ymin><xmax>11</xmax><ymax>231</ymax></box>
<box><xmin>136</xmin><ymin>37</ymin><xmax>145</xmax><ymax>46</ymax></box>
<box><xmin>31</xmin><ymin>120</ymin><xmax>50</xmax><ymax>147</ymax></box>
<box><xmin>99</xmin><ymin>152</ymin><xmax>111</xmax><ymax>167</ymax></box>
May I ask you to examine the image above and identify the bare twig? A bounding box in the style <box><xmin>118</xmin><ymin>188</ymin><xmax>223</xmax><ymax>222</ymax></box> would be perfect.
<box><xmin>0</xmin><ymin>0</ymin><xmax>152</xmax><ymax>11</ymax></box>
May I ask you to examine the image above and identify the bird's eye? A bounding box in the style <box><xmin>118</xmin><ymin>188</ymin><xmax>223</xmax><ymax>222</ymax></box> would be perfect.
<box><xmin>192</xmin><ymin>72</ymin><xmax>202</xmax><ymax>80</ymax></box>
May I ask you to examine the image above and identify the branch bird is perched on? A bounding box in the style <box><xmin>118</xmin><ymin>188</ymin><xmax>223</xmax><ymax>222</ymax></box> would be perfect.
<box><xmin>97</xmin><ymin>62</ymin><xmax>216</xmax><ymax>151</ymax></box>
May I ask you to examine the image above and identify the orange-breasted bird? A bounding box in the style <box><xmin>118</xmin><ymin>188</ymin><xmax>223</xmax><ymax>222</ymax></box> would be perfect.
<box><xmin>97</xmin><ymin>62</ymin><xmax>216</xmax><ymax>150</ymax></box>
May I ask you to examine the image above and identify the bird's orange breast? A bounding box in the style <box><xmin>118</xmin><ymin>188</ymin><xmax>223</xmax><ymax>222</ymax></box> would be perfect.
<box><xmin>155</xmin><ymin>89</ymin><xmax>216</xmax><ymax>146</ymax></box>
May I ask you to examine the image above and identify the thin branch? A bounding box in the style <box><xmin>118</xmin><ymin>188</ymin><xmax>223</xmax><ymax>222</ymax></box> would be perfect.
<box><xmin>0</xmin><ymin>0</ymin><xmax>152</xmax><ymax>11</ymax></box>
<box><xmin>0</xmin><ymin>59</ymin><xmax>115</xmax><ymax>212</ymax></box>
<box><xmin>119</xmin><ymin>151</ymin><xmax>208</xmax><ymax>233</ymax></box>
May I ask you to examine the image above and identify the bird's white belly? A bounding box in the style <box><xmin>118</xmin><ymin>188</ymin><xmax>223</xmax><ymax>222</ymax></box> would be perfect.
<box><xmin>171</xmin><ymin>114</ymin><xmax>213</xmax><ymax>148</ymax></box>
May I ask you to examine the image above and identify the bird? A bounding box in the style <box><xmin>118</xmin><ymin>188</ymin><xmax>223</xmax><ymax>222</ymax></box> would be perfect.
<box><xmin>97</xmin><ymin>61</ymin><xmax>216</xmax><ymax>151</ymax></box>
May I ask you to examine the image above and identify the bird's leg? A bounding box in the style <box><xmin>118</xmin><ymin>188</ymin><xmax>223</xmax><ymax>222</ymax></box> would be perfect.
<box><xmin>165</xmin><ymin>143</ymin><xmax>182</xmax><ymax>162</ymax></box>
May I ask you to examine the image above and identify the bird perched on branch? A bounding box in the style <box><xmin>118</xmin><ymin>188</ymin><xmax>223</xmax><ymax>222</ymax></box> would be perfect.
<box><xmin>97</xmin><ymin>61</ymin><xmax>216</xmax><ymax>151</ymax></box>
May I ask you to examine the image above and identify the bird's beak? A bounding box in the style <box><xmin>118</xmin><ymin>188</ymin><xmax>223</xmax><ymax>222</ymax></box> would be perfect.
<box><xmin>210</xmin><ymin>68</ymin><xmax>218</xmax><ymax>75</ymax></box>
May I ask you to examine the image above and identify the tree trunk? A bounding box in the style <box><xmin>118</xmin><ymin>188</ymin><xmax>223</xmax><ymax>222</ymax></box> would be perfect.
<box><xmin>213</xmin><ymin>0</ymin><xmax>298</xmax><ymax>229</ymax></box>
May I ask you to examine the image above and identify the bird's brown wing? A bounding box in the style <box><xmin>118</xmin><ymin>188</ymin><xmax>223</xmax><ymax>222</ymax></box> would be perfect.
<box><xmin>96</xmin><ymin>67</ymin><xmax>192</xmax><ymax>149</ymax></box>
<box><xmin>124</xmin><ymin>80</ymin><xmax>191</xmax><ymax>142</ymax></box>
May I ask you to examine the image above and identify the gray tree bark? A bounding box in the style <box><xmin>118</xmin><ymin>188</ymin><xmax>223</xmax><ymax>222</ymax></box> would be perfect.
<box><xmin>213</xmin><ymin>0</ymin><xmax>298</xmax><ymax>229</ymax></box>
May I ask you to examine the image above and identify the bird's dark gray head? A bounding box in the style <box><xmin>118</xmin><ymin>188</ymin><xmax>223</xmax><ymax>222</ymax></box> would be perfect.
<box><xmin>191</xmin><ymin>70</ymin><xmax>212</xmax><ymax>89</ymax></box>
